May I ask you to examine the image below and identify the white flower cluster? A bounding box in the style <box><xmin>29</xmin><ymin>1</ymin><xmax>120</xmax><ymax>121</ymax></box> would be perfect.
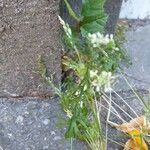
<box><xmin>65</xmin><ymin>109</ymin><xmax>73</xmax><ymax>118</ymax></box>
<box><xmin>90</xmin><ymin>70</ymin><xmax>112</xmax><ymax>92</ymax></box>
<box><xmin>58</xmin><ymin>16</ymin><xmax>72</xmax><ymax>42</ymax></box>
<box><xmin>88</xmin><ymin>32</ymin><xmax>114</xmax><ymax>47</ymax></box>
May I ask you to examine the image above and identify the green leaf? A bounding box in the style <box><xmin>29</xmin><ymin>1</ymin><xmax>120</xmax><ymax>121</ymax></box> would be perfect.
<box><xmin>80</xmin><ymin>17</ymin><xmax>106</xmax><ymax>34</ymax></box>
<box><xmin>80</xmin><ymin>0</ymin><xmax>107</xmax><ymax>34</ymax></box>
<box><xmin>81</xmin><ymin>0</ymin><xmax>105</xmax><ymax>17</ymax></box>
<box><xmin>65</xmin><ymin>118</ymin><xmax>80</xmax><ymax>138</ymax></box>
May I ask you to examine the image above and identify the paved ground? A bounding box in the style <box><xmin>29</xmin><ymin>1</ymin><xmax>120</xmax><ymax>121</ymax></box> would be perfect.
<box><xmin>115</xmin><ymin>20</ymin><xmax>150</xmax><ymax>91</ymax></box>
<box><xmin>0</xmin><ymin>97</ymin><xmax>70</xmax><ymax>150</ymax></box>
<box><xmin>0</xmin><ymin>97</ymin><xmax>88</xmax><ymax>150</ymax></box>
<box><xmin>109</xmin><ymin>1</ymin><xmax>150</xmax><ymax>147</ymax></box>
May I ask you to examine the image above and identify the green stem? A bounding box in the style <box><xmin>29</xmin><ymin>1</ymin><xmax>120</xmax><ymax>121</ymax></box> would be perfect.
<box><xmin>70</xmin><ymin>138</ymin><xmax>73</xmax><ymax>150</ymax></box>
<box><xmin>64</xmin><ymin>0</ymin><xmax>81</xmax><ymax>22</ymax></box>
<box><xmin>74</xmin><ymin>46</ymin><xmax>81</xmax><ymax>62</ymax></box>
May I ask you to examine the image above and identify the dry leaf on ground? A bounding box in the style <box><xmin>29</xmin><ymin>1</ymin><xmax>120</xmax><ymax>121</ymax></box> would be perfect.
<box><xmin>109</xmin><ymin>116</ymin><xmax>150</xmax><ymax>150</ymax></box>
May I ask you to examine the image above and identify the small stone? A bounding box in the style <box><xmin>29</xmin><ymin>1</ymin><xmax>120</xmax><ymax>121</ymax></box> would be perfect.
<box><xmin>42</xmin><ymin>119</ymin><xmax>50</xmax><ymax>125</ymax></box>
<box><xmin>53</xmin><ymin>136</ymin><xmax>61</xmax><ymax>141</ymax></box>
<box><xmin>50</xmin><ymin>131</ymin><xmax>55</xmax><ymax>135</ymax></box>
<box><xmin>7</xmin><ymin>133</ymin><xmax>12</xmax><ymax>138</ymax></box>
<box><xmin>23</xmin><ymin>111</ymin><xmax>30</xmax><ymax>118</ymax></box>
<box><xmin>43</xmin><ymin>146</ymin><xmax>49</xmax><ymax>150</ymax></box>
<box><xmin>16</xmin><ymin>116</ymin><xmax>24</xmax><ymax>124</ymax></box>
<box><xmin>24</xmin><ymin>111</ymin><xmax>29</xmax><ymax>115</ymax></box>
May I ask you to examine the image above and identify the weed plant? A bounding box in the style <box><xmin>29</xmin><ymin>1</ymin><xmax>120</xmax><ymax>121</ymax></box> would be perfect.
<box><xmin>39</xmin><ymin>0</ymin><xmax>129</xmax><ymax>149</ymax></box>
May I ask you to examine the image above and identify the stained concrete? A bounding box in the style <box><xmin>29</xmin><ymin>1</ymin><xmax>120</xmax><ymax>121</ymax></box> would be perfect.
<box><xmin>106</xmin><ymin>20</ymin><xmax>150</xmax><ymax>149</ymax></box>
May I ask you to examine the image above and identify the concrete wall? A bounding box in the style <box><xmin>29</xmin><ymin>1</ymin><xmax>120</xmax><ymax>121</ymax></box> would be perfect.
<box><xmin>0</xmin><ymin>0</ymin><xmax>61</xmax><ymax>97</ymax></box>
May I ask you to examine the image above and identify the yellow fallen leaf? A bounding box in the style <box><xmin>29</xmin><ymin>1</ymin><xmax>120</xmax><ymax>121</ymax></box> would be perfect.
<box><xmin>124</xmin><ymin>139</ymin><xmax>148</xmax><ymax>150</ymax></box>
<box><xmin>109</xmin><ymin>116</ymin><xmax>150</xmax><ymax>150</ymax></box>
<box><xmin>124</xmin><ymin>129</ymin><xmax>148</xmax><ymax>150</ymax></box>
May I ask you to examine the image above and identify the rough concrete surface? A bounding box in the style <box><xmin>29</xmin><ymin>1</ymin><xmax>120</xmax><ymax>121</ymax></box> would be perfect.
<box><xmin>0</xmin><ymin>0</ymin><xmax>61</xmax><ymax>97</ymax></box>
<box><xmin>0</xmin><ymin>97</ymin><xmax>71</xmax><ymax>150</ymax></box>
<box><xmin>0</xmin><ymin>97</ymin><xmax>89</xmax><ymax>150</ymax></box>
<box><xmin>116</xmin><ymin>20</ymin><xmax>150</xmax><ymax>91</ymax></box>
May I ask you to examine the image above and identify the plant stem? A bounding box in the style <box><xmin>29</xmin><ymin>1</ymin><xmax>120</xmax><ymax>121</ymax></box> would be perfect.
<box><xmin>64</xmin><ymin>0</ymin><xmax>81</xmax><ymax>22</ymax></box>
<box><xmin>70</xmin><ymin>138</ymin><xmax>73</xmax><ymax>150</ymax></box>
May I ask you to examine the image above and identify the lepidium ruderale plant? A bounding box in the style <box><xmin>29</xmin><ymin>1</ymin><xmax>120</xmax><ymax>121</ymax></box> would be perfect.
<box><xmin>58</xmin><ymin>13</ymin><xmax>126</xmax><ymax>149</ymax></box>
<box><xmin>39</xmin><ymin>0</ymin><xmax>128</xmax><ymax>149</ymax></box>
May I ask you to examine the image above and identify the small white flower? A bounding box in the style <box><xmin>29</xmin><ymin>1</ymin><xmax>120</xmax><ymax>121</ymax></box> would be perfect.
<box><xmin>88</xmin><ymin>32</ymin><xmax>114</xmax><ymax>47</ymax></box>
<box><xmin>75</xmin><ymin>91</ymin><xmax>80</xmax><ymax>96</ymax></box>
<box><xmin>80</xmin><ymin>101</ymin><xmax>83</xmax><ymax>108</ymax></box>
<box><xmin>65</xmin><ymin>109</ymin><xmax>73</xmax><ymax>118</ymax></box>
<box><xmin>93</xmin><ymin>44</ymin><xmax>97</xmax><ymax>48</ymax></box>
<box><xmin>110</xmin><ymin>34</ymin><xmax>113</xmax><ymax>40</ymax></box>
<box><xmin>114</xmin><ymin>47</ymin><xmax>119</xmax><ymax>51</ymax></box>
<box><xmin>88</xmin><ymin>33</ymin><xmax>92</xmax><ymax>38</ymax></box>
<box><xmin>96</xmin><ymin>86</ymin><xmax>100</xmax><ymax>92</ymax></box>
<box><xmin>91</xmin><ymin>71</ymin><xmax>113</xmax><ymax>92</ymax></box>
<box><xmin>83</xmin><ymin>85</ymin><xmax>87</xmax><ymax>91</ymax></box>
<box><xmin>97</xmin><ymin>32</ymin><xmax>103</xmax><ymax>39</ymax></box>
<box><xmin>90</xmin><ymin>70</ymin><xmax>98</xmax><ymax>78</ymax></box>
